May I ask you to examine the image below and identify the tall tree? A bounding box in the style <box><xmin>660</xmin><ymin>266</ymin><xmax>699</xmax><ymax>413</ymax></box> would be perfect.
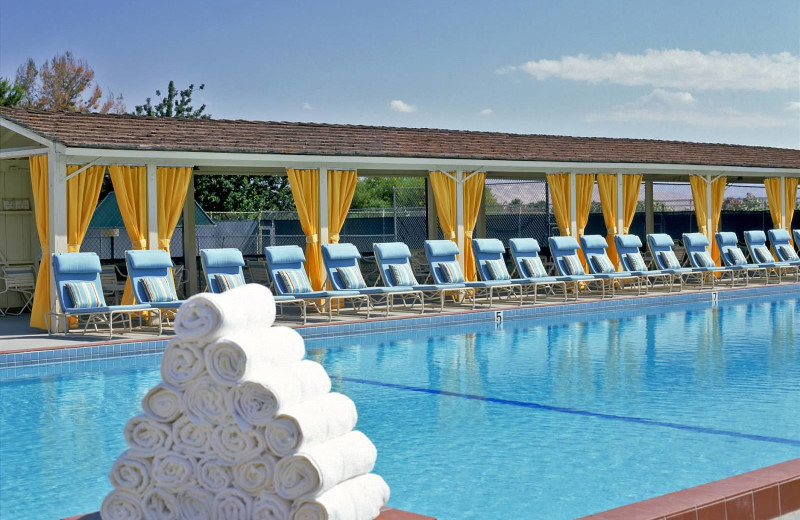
<box><xmin>0</xmin><ymin>78</ymin><xmax>24</xmax><ymax>107</ymax></box>
<box><xmin>134</xmin><ymin>81</ymin><xmax>209</xmax><ymax>118</ymax></box>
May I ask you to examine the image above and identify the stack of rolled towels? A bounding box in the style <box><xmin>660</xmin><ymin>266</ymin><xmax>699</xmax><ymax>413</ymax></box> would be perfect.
<box><xmin>102</xmin><ymin>283</ymin><xmax>390</xmax><ymax>520</ymax></box>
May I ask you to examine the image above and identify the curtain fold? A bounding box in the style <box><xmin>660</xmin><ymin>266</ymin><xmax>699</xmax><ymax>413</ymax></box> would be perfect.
<box><xmin>764</xmin><ymin>178</ymin><xmax>781</xmax><ymax>230</ymax></box>
<box><xmin>28</xmin><ymin>156</ymin><xmax>50</xmax><ymax>329</ymax></box>
<box><xmin>622</xmin><ymin>175</ymin><xmax>642</xmax><ymax>235</ymax></box>
<box><xmin>287</xmin><ymin>168</ymin><xmax>323</xmax><ymax>291</ymax></box>
<box><xmin>110</xmin><ymin>165</ymin><xmax>148</xmax><ymax>304</ymax></box>
<box><xmin>690</xmin><ymin>176</ymin><xmax>727</xmax><ymax>264</ymax></box>
<box><xmin>575</xmin><ymin>174</ymin><xmax>595</xmax><ymax>265</ymax></box>
<box><xmin>327</xmin><ymin>170</ymin><xmax>357</xmax><ymax>244</ymax></box>
<box><xmin>157</xmin><ymin>167</ymin><xmax>193</xmax><ymax>254</ymax></box>
<box><xmin>786</xmin><ymin>178</ymin><xmax>798</xmax><ymax>243</ymax></box>
<box><xmin>66</xmin><ymin>165</ymin><xmax>106</xmax><ymax>252</ymax></box>
<box><xmin>546</xmin><ymin>173</ymin><xmax>571</xmax><ymax>235</ymax></box>
<box><xmin>463</xmin><ymin>172</ymin><xmax>486</xmax><ymax>281</ymax></box>
<box><xmin>429</xmin><ymin>171</ymin><xmax>457</xmax><ymax>241</ymax></box>
<box><xmin>596</xmin><ymin>174</ymin><xmax>619</xmax><ymax>268</ymax></box>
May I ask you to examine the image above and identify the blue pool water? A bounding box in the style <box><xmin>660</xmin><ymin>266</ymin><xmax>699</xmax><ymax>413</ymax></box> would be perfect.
<box><xmin>1</xmin><ymin>296</ymin><xmax>799</xmax><ymax>520</ymax></box>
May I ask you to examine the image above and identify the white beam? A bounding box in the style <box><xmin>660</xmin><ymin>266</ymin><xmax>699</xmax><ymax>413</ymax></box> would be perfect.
<box><xmin>0</xmin><ymin>146</ymin><xmax>49</xmax><ymax>159</ymax></box>
<box><xmin>0</xmin><ymin>119</ymin><xmax>55</xmax><ymax>147</ymax></box>
<box><xmin>569</xmin><ymin>172</ymin><xmax>577</xmax><ymax>238</ymax></box>
<box><xmin>147</xmin><ymin>162</ymin><xmax>159</xmax><ymax>250</ymax></box>
<box><xmin>319</xmin><ymin>168</ymin><xmax>328</xmax><ymax>286</ymax></box>
<box><xmin>456</xmin><ymin>170</ymin><xmax>465</xmax><ymax>269</ymax></box>
<box><xmin>47</xmin><ymin>151</ymin><xmax>67</xmax><ymax>329</ymax></box>
<box><xmin>780</xmin><ymin>175</ymin><xmax>786</xmax><ymax>229</ymax></box>
<box><xmin>706</xmin><ymin>174</ymin><xmax>713</xmax><ymax>247</ymax></box>
<box><xmin>616</xmin><ymin>172</ymin><xmax>624</xmax><ymax>236</ymax></box>
<box><xmin>63</xmin><ymin>157</ymin><xmax>103</xmax><ymax>181</ymax></box>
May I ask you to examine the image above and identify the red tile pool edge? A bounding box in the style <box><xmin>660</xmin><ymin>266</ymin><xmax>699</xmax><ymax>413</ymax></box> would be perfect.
<box><xmin>63</xmin><ymin>507</ymin><xmax>436</xmax><ymax>520</ymax></box>
<box><xmin>576</xmin><ymin>458</ymin><xmax>800</xmax><ymax>520</ymax></box>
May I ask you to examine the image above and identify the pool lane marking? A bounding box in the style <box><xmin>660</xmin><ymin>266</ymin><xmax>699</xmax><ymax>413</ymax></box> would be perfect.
<box><xmin>339</xmin><ymin>377</ymin><xmax>800</xmax><ymax>448</ymax></box>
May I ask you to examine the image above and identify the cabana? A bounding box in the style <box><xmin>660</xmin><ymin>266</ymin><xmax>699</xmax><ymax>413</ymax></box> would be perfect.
<box><xmin>1</xmin><ymin>107</ymin><xmax>798</xmax><ymax>329</ymax></box>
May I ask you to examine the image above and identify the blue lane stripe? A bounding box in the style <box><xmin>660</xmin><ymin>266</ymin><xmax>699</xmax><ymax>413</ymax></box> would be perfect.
<box><xmin>339</xmin><ymin>377</ymin><xmax>800</xmax><ymax>447</ymax></box>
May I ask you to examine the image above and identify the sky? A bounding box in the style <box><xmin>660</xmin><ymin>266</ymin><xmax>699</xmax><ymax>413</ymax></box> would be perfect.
<box><xmin>1</xmin><ymin>0</ymin><xmax>798</xmax><ymax>149</ymax></box>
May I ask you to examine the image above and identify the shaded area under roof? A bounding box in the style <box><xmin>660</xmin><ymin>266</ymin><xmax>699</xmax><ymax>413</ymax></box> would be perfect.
<box><xmin>89</xmin><ymin>192</ymin><xmax>214</xmax><ymax>228</ymax></box>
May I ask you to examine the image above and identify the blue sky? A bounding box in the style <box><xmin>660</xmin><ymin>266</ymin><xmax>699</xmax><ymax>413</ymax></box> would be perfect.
<box><xmin>1</xmin><ymin>0</ymin><xmax>798</xmax><ymax>148</ymax></box>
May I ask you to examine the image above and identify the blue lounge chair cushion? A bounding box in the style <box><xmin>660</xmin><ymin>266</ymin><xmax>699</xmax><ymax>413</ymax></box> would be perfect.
<box><xmin>336</xmin><ymin>265</ymin><xmax>367</xmax><ymax>289</ymax></box>
<box><xmin>522</xmin><ymin>256</ymin><xmax>547</xmax><ymax>278</ymax></box>
<box><xmin>693</xmin><ymin>251</ymin><xmax>715</xmax><ymax>268</ymax></box>
<box><xmin>127</xmin><ymin>249</ymin><xmax>173</xmax><ymax>269</ymax></box>
<box><xmin>485</xmin><ymin>258</ymin><xmax>511</xmax><ymax>280</ymax></box>
<box><xmin>65</xmin><ymin>281</ymin><xmax>104</xmax><ymax>309</ymax></box>
<box><xmin>752</xmin><ymin>245</ymin><xmax>773</xmax><ymax>263</ymax></box>
<box><xmin>727</xmin><ymin>248</ymin><xmax>747</xmax><ymax>266</ymax></box>
<box><xmin>389</xmin><ymin>263</ymin><xmax>417</xmax><ymax>286</ymax></box>
<box><xmin>659</xmin><ymin>251</ymin><xmax>681</xmax><ymax>269</ymax></box>
<box><xmin>276</xmin><ymin>269</ymin><xmax>313</xmax><ymax>293</ymax></box>
<box><xmin>562</xmin><ymin>255</ymin><xmax>584</xmax><ymax>275</ymax></box>
<box><xmin>439</xmin><ymin>261</ymin><xmax>465</xmax><ymax>283</ymax></box>
<box><xmin>140</xmin><ymin>276</ymin><xmax>179</xmax><ymax>303</ymax></box>
<box><xmin>625</xmin><ymin>252</ymin><xmax>647</xmax><ymax>272</ymax></box>
<box><xmin>591</xmin><ymin>255</ymin><xmax>616</xmax><ymax>274</ymax></box>
<box><xmin>215</xmin><ymin>273</ymin><xmax>245</xmax><ymax>292</ymax></box>
<box><xmin>777</xmin><ymin>244</ymin><xmax>799</xmax><ymax>262</ymax></box>
<box><xmin>202</xmin><ymin>249</ymin><xmax>245</xmax><ymax>269</ymax></box>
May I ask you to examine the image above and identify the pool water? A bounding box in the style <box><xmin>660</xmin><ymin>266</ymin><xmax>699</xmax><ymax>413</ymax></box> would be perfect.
<box><xmin>1</xmin><ymin>297</ymin><xmax>799</xmax><ymax>519</ymax></box>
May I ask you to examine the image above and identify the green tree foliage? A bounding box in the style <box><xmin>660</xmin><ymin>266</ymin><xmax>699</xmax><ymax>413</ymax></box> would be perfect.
<box><xmin>721</xmin><ymin>193</ymin><xmax>767</xmax><ymax>212</ymax></box>
<box><xmin>134</xmin><ymin>81</ymin><xmax>210</xmax><ymax>118</ymax></box>
<box><xmin>351</xmin><ymin>177</ymin><xmax>425</xmax><ymax>208</ymax></box>
<box><xmin>0</xmin><ymin>78</ymin><xmax>25</xmax><ymax>107</ymax></box>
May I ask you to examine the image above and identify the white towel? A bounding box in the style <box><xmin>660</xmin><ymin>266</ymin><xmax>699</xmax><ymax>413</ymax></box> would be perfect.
<box><xmin>274</xmin><ymin>431</ymin><xmax>377</xmax><ymax>500</ymax></box>
<box><xmin>124</xmin><ymin>415</ymin><xmax>173</xmax><ymax>457</ymax></box>
<box><xmin>211</xmin><ymin>423</ymin><xmax>265</xmax><ymax>463</ymax></box>
<box><xmin>253</xmin><ymin>492</ymin><xmax>292</xmax><ymax>520</ymax></box>
<box><xmin>213</xmin><ymin>487</ymin><xmax>253</xmax><ymax>520</ymax></box>
<box><xmin>178</xmin><ymin>487</ymin><xmax>213</xmax><ymax>520</ymax></box>
<box><xmin>196</xmin><ymin>458</ymin><xmax>232</xmax><ymax>493</ymax></box>
<box><xmin>229</xmin><ymin>360</ymin><xmax>331</xmax><ymax>429</ymax></box>
<box><xmin>265</xmin><ymin>392</ymin><xmax>358</xmax><ymax>457</ymax></box>
<box><xmin>205</xmin><ymin>326</ymin><xmax>306</xmax><ymax>386</ymax></box>
<box><xmin>291</xmin><ymin>474</ymin><xmax>390</xmax><ymax>520</ymax></box>
<box><xmin>172</xmin><ymin>416</ymin><xmax>212</xmax><ymax>458</ymax></box>
<box><xmin>232</xmin><ymin>452</ymin><xmax>278</xmax><ymax>494</ymax></box>
<box><xmin>143</xmin><ymin>486</ymin><xmax>180</xmax><ymax>520</ymax></box>
<box><xmin>109</xmin><ymin>450</ymin><xmax>151</xmax><ymax>495</ymax></box>
<box><xmin>101</xmin><ymin>489</ymin><xmax>143</xmax><ymax>520</ymax></box>
<box><xmin>161</xmin><ymin>339</ymin><xmax>206</xmax><ymax>388</ymax></box>
<box><xmin>151</xmin><ymin>453</ymin><xmax>196</xmax><ymax>492</ymax></box>
<box><xmin>142</xmin><ymin>383</ymin><xmax>183</xmax><ymax>423</ymax></box>
<box><xmin>175</xmin><ymin>284</ymin><xmax>276</xmax><ymax>342</ymax></box>
<box><xmin>181</xmin><ymin>375</ymin><xmax>232</xmax><ymax>428</ymax></box>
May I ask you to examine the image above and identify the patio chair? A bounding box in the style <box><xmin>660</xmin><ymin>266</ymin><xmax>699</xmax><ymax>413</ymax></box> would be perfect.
<box><xmin>373</xmin><ymin>241</ymin><xmax>464</xmax><ymax>312</ymax></box>
<box><xmin>714</xmin><ymin>232</ymin><xmax>769</xmax><ymax>285</ymax></box>
<box><xmin>100</xmin><ymin>264</ymin><xmax>126</xmax><ymax>305</ymax></box>
<box><xmin>49</xmin><ymin>252</ymin><xmax>159</xmax><ymax>338</ymax></box>
<box><xmin>743</xmin><ymin>230</ymin><xmax>799</xmax><ymax>283</ymax></box>
<box><xmin>614</xmin><ymin>234</ymin><xmax>675</xmax><ymax>292</ymax></box>
<box><xmin>322</xmin><ymin>243</ymin><xmax>423</xmax><ymax>316</ymax></box>
<box><xmin>548</xmin><ymin>236</ymin><xmax>611</xmax><ymax>298</ymax></box>
<box><xmin>508</xmin><ymin>238</ymin><xmax>577</xmax><ymax>301</ymax></box>
<box><xmin>794</xmin><ymin>230</ymin><xmax>800</xmax><ymax>253</ymax></box>
<box><xmin>264</xmin><ymin>245</ymin><xmax>370</xmax><ymax>321</ymax></box>
<box><xmin>579</xmin><ymin>234</ymin><xmax>644</xmax><ymax>295</ymax></box>
<box><xmin>125</xmin><ymin>249</ymin><xmax>185</xmax><ymax>323</ymax></box>
<box><xmin>0</xmin><ymin>264</ymin><xmax>36</xmax><ymax>315</ymax></box>
<box><xmin>768</xmin><ymin>229</ymin><xmax>800</xmax><ymax>266</ymax></box>
<box><xmin>682</xmin><ymin>233</ymin><xmax>737</xmax><ymax>287</ymax></box>
<box><xmin>646</xmin><ymin>233</ymin><xmax>707</xmax><ymax>289</ymax></box>
<box><xmin>245</xmin><ymin>259</ymin><xmax>271</xmax><ymax>286</ymax></box>
<box><xmin>474</xmin><ymin>238</ymin><xmax>567</xmax><ymax>305</ymax></box>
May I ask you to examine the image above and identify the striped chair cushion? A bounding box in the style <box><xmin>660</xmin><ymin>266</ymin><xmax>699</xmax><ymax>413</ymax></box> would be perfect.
<box><xmin>625</xmin><ymin>252</ymin><xmax>647</xmax><ymax>272</ymax></box>
<box><xmin>336</xmin><ymin>265</ymin><xmax>366</xmax><ymax>289</ymax></box>
<box><xmin>753</xmin><ymin>245</ymin><xmax>773</xmax><ymax>263</ymax></box>
<box><xmin>777</xmin><ymin>244</ymin><xmax>799</xmax><ymax>261</ymax></box>
<box><xmin>727</xmin><ymin>248</ymin><xmax>747</xmax><ymax>266</ymax></box>
<box><xmin>389</xmin><ymin>263</ymin><xmax>418</xmax><ymax>286</ymax></box>
<box><xmin>439</xmin><ymin>261</ymin><xmax>465</xmax><ymax>283</ymax></box>
<box><xmin>591</xmin><ymin>255</ymin><xmax>616</xmax><ymax>274</ymax></box>
<box><xmin>214</xmin><ymin>273</ymin><xmax>245</xmax><ymax>292</ymax></box>
<box><xmin>562</xmin><ymin>255</ymin><xmax>584</xmax><ymax>275</ymax></box>
<box><xmin>659</xmin><ymin>250</ymin><xmax>681</xmax><ymax>269</ymax></box>
<box><xmin>65</xmin><ymin>281</ymin><xmax>103</xmax><ymax>309</ymax></box>
<box><xmin>693</xmin><ymin>251</ymin><xmax>715</xmax><ymax>268</ymax></box>
<box><xmin>485</xmin><ymin>258</ymin><xmax>510</xmax><ymax>281</ymax></box>
<box><xmin>276</xmin><ymin>269</ymin><xmax>313</xmax><ymax>294</ymax></box>
<box><xmin>140</xmin><ymin>276</ymin><xmax>179</xmax><ymax>303</ymax></box>
<box><xmin>521</xmin><ymin>256</ymin><xmax>547</xmax><ymax>278</ymax></box>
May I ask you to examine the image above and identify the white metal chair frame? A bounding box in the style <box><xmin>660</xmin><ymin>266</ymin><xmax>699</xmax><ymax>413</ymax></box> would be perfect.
<box><xmin>0</xmin><ymin>265</ymin><xmax>36</xmax><ymax>315</ymax></box>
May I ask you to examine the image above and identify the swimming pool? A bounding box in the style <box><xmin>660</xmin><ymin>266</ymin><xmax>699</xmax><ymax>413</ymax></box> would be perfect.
<box><xmin>1</xmin><ymin>296</ymin><xmax>799</xmax><ymax>519</ymax></box>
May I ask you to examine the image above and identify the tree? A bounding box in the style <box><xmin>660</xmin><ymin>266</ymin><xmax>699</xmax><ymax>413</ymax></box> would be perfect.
<box><xmin>350</xmin><ymin>177</ymin><xmax>425</xmax><ymax>209</ymax></box>
<box><xmin>0</xmin><ymin>78</ymin><xmax>24</xmax><ymax>106</ymax></box>
<box><xmin>134</xmin><ymin>81</ymin><xmax>209</xmax><ymax>119</ymax></box>
<box><xmin>14</xmin><ymin>51</ymin><xmax>124</xmax><ymax>113</ymax></box>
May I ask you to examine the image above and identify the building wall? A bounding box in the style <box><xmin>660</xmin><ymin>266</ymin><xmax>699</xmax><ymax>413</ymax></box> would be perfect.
<box><xmin>0</xmin><ymin>158</ymin><xmax>36</xmax><ymax>310</ymax></box>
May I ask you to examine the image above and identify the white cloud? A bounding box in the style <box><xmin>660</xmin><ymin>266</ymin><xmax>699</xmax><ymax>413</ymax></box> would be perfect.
<box><xmin>502</xmin><ymin>49</ymin><xmax>799</xmax><ymax>91</ymax></box>
<box><xmin>390</xmin><ymin>99</ymin><xmax>417</xmax><ymax>113</ymax></box>
<box><xmin>788</xmin><ymin>101</ymin><xmax>800</xmax><ymax>112</ymax></box>
<box><xmin>302</xmin><ymin>102</ymin><xmax>313</xmax><ymax>110</ymax></box>
<box><xmin>479</xmin><ymin>108</ymin><xmax>493</xmax><ymax>116</ymax></box>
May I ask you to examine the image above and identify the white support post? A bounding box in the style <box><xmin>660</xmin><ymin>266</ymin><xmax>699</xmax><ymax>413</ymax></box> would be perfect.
<box><xmin>319</xmin><ymin>168</ymin><xmax>329</xmax><ymax>285</ymax></box>
<box><xmin>147</xmin><ymin>162</ymin><xmax>159</xmax><ymax>250</ymax></box>
<box><xmin>616</xmin><ymin>172</ymin><xmax>624</xmax><ymax>235</ymax></box>
<box><xmin>705</xmin><ymin>174</ymin><xmax>712</xmax><ymax>245</ymax></box>
<box><xmin>48</xmin><ymin>151</ymin><xmax>67</xmax><ymax>329</ymax></box>
<box><xmin>456</xmin><ymin>170</ymin><xmax>465</xmax><ymax>269</ymax></box>
<box><xmin>780</xmin><ymin>176</ymin><xmax>786</xmax><ymax>229</ymax></box>
<box><xmin>569</xmin><ymin>172</ymin><xmax>577</xmax><ymax>238</ymax></box>
<box><xmin>182</xmin><ymin>175</ymin><xmax>198</xmax><ymax>296</ymax></box>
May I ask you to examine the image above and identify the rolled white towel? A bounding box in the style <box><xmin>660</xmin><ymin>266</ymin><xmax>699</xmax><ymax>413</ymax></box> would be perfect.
<box><xmin>142</xmin><ymin>383</ymin><xmax>182</xmax><ymax>423</ymax></box>
<box><xmin>161</xmin><ymin>339</ymin><xmax>205</xmax><ymax>388</ymax></box>
<box><xmin>229</xmin><ymin>360</ymin><xmax>331</xmax><ymax>429</ymax></box>
<box><xmin>124</xmin><ymin>415</ymin><xmax>173</xmax><ymax>456</ymax></box>
<box><xmin>274</xmin><ymin>430</ymin><xmax>377</xmax><ymax>500</ymax></box>
<box><xmin>205</xmin><ymin>326</ymin><xmax>305</xmax><ymax>386</ymax></box>
<box><xmin>291</xmin><ymin>474</ymin><xmax>390</xmax><ymax>520</ymax></box>
<box><xmin>265</xmin><ymin>392</ymin><xmax>358</xmax><ymax>457</ymax></box>
<box><xmin>178</xmin><ymin>487</ymin><xmax>213</xmax><ymax>520</ymax></box>
<box><xmin>196</xmin><ymin>458</ymin><xmax>232</xmax><ymax>493</ymax></box>
<box><xmin>213</xmin><ymin>487</ymin><xmax>252</xmax><ymax>520</ymax></box>
<box><xmin>151</xmin><ymin>453</ymin><xmax>196</xmax><ymax>491</ymax></box>
<box><xmin>172</xmin><ymin>416</ymin><xmax>212</xmax><ymax>457</ymax></box>
<box><xmin>253</xmin><ymin>492</ymin><xmax>292</xmax><ymax>520</ymax></box>
<box><xmin>211</xmin><ymin>422</ymin><xmax>265</xmax><ymax>463</ymax></box>
<box><xmin>175</xmin><ymin>284</ymin><xmax>276</xmax><ymax>342</ymax></box>
<box><xmin>101</xmin><ymin>489</ymin><xmax>143</xmax><ymax>520</ymax></box>
<box><xmin>232</xmin><ymin>452</ymin><xmax>278</xmax><ymax>494</ymax></box>
<box><xmin>109</xmin><ymin>450</ymin><xmax>151</xmax><ymax>495</ymax></box>
<box><xmin>142</xmin><ymin>486</ymin><xmax>180</xmax><ymax>520</ymax></box>
<box><xmin>181</xmin><ymin>375</ymin><xmax>231</xmax><ymax>427</ymax></box>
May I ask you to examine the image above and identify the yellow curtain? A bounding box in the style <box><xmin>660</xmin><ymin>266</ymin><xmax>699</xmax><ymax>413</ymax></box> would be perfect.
<box><xmin>463</xmin><ymin>172</ymin><xmax>486</xmax><ymax>281</ymax></box>
<box><xmin>622</xmin><ymin>175</ymin><xmax>642</xmax><ymax>236</ymax></box>
<box><xmin>690</xmin><ymin>176</ymin><xmax>726</xmax><ymax>264</ymax></box>
<box><xmin>764</xmin><ymin>178</ymin><xmax>781</xmax><ymax>229</ymax></box>
<box><xmin>576</xmin><ymin>174</ymin><xmax>595</xmax><ymax>265</ymax></box>
<box><xmin>28</xmin><ymin>156</ymin><xmax>50</xmax><ymax>329</ymax></box>
<box><xmin>546</xmin><ymin>173</ymin><xmax>571</xmax><ymax>235</ymax></box>
<box><xmin>110</xmin><ymin>165</ymin><xmax>148</xmax><ymax>304</ymax></box>
<box><xmin>596</xmin><ymin>174</ymin><xmax>619</xmax><ymax>267</ymax></box>
<box><xmin>786</xmin><ymin>178</ymin><xmax>799</xmax><ymax>243</ymax></box>
<box><xmin>66</xmin><ymin>165</ymin><xmax>106</xmax><ymax>252</ymax></box>
<box><xmin>157</xmin><ymin>167</ymin><xmax>193</xmax><ymax>253</ymax></box>
<box><xmin>287</xmin><ymin>168</ymin><xmax>323</xmax><ymax>291</ymax></box>
<box><xmin>429</xmin><ymin>171</ymin><xmax>457</xmax><ymax>241</ymax></box>
<box><xmin>327</xmin><ymin>170</ymin><xmax>357</xmax><ymax>244</ymax></box>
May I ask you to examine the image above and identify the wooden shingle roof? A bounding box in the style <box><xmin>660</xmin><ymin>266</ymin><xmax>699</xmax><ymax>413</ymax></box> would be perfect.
<box><xmin>1</xmin><ymin>107</ymin><xmax>798</xmax><ymax>169</ymax></box>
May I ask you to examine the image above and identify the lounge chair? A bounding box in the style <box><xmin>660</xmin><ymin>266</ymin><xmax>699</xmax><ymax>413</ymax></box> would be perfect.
<box><xmin>425</xmin><ymin>239</ymin><xmax>516</xmax><ymax>308</ymax></box>
<box><xmin>373</xmin><ymin>241</ymin><xmax>464</xmax><ymax>312</ymax></box>
<box><xmin>322</xmin><ymin>243</ymin><xmax>424</xmax><ymax>316</ymax></box>
<box><xmin>126</xmin><ymin>249</ymin><xmax>185</xmax><ymax>323</ymax></box>
<box><xmin>714</xmin><ymin>232</ymin><xmax>769</xmax><ymax>285</ymax></box>
<box><xmin>614</xmin><ymin>234</ymin><xmax>675</xmax><ymax>292</ymax></box>
<box><xmin>646</xmin><ymin>233</ymin><xmax>707</xmax><ymax>289</ymax></box>
<box><xmin>264</xmin><ymin>245</ymin><xmax>370</xmax><ymax>321</ymax></box>
<box><xmin>474</xmin><ymin>238</ymin><xmax>567</xmax><ymax>304</ymax></box>
<box><xmin>682</xmin><ymin>233</ymin><xmax>737</xmax><ymax>287</ymax></box>
<box><xmin>794</xmin><ymin>230</ymin><xmax>800</xmax><ymax>253</ymax></box>
<box><xmin>49</xmin><ymin>252</ymin><xmax>160</xmax><ymax>338</ymax></box>
<box><xmin>508</xmin><ymin>238</ymin><xmax>576</xmax><ymax>301</ymax></box>
<box><xmin>548</xmin><ymin>236</ymin><xmax>611</xmax><ymax>298</ymax></box>
<box><xmin>743</xmin><ymin>230</ymin><xmax>799</xmax><ymax>283</ymax></box>
<box><xmin>768</xmin><ymin>229</ymin><xmax>800</xmax><ymax>266</ymax></box>
<box><xmin>579</xmin><ymin>235</ymin><xmax>644</xmax><ymax>294</ymax></box>
<box><xmin>0</xmin><ymin>264</ymin><xmax>36</xmax><ymax>315</ymax></box>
